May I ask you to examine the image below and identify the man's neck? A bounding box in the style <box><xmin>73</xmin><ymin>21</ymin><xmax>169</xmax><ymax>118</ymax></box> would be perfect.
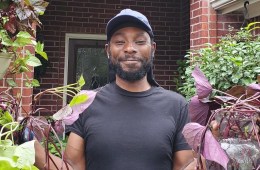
<box><xmin>115</xmin><ymin>75</ymin><xmax>151</xmax><ymax>92</ymax></box>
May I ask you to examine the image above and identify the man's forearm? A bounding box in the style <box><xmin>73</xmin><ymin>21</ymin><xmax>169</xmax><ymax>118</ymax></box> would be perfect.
<box><xmin>34</xmin><ymin>140</ymin><xmax>73</xmax><ymax>170</ymax></box>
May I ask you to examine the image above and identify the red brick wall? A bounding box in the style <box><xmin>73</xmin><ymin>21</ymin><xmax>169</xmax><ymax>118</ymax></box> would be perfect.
<box><xmin>34</xmin><ymin>0</ymin><xmax>191</xmax><ymax>113</ymax></box>
<box><xmin>0</xmin><ymin>51</ymin><xmax>34</xmax><ymax>117</ymax></box>
<box><xmin>190</xmin><ymin>0</ymin><xmax>244</xmax><ymax>49</ymax></box>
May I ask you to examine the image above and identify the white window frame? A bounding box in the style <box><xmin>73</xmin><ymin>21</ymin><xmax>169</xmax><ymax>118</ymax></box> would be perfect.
<box><xmin>210</xmin><ymin>0</ymin><xmax>260</xmax><ymax>18</ymax></box>
<box><xmin>63</xmin><ymin>33</ymin><xmax>106</xmax><ymax>105</ymax></box>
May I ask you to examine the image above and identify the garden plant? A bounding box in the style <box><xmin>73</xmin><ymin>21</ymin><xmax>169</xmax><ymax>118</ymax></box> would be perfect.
<box><xmin>0</xmin><ymin>75</ymin><xmax>98</xmax><ymax>169</ymax></box>
<box><xmin>180</xmin><ymin>22</ymin><xmax>260</xmax><ymax>169</ymax></box>
<box><xmin>0</xmin><ymin>0</ymin><xmax>48</xmax><ymax>86</ymax></box>
<box><xmin>178</xmin><ymin>22</ymin><xmax>260</xmax><ymax>99</ymax></box>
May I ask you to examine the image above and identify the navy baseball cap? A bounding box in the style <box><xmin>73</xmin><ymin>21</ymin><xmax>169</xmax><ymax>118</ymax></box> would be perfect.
<box><xmin>106</xmin><ymin>9</ymin><xmax>154</xmax><ymax>41</ymax></box>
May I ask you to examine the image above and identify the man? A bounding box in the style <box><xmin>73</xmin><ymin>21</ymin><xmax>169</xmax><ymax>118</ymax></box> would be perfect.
<box><xmin>35</xmin><ymin>9</ymin><xmax>195</xmax><ymax>170</ymax></box>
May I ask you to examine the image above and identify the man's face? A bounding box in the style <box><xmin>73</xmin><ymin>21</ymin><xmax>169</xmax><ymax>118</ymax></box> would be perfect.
<box><xmin>106</xmin><ymin>27</ymin><xmax>156</xmax><ymax>82</ymax></box>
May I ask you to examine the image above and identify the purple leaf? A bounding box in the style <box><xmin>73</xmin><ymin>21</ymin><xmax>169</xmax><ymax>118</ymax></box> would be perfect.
<box><xmin>182</xmin><ymin>123</ymin><xmax>229</xmax><ymax>170</ymax></box>
<box><xmin>192</xmin><ymin>66</ymin><xmax>213</xmax><ymax>99</ymax></box>
<box><xmin>248</xmin><ymin>83</ymin><xmax>260</xmax><ymax>91</ymax></box>
<box><xmin>63</xmin><ymin>90</ymin><xmax>97</xmax><ymax>125</ymax></box>
<box><xmin>189</xmin><ymin>96</ymin><xmax>209</xmax><ymax>126</ymax></box>
<box><xmin>53</xmin><ymin>105</ymin><xmax>72</xmax><ymax>121</ymax></box>
<box><xmin>53</xmin><ymin>120</ymin><xmax>64</xmax><ymax>135</ymax></box>
<box><xmin>203</xmin><ymin>130</ymin><xmax>229</xmax><ymax>170</ymax></box>
<box><xmin>214</xmin><ymin>96</ymin><xmax>235</xmax><ymax>105</ymax></box>
<box><xmin>182</xmin><ymin>122</ymin><xmax>206</xmax><ymax>152</ymax></box>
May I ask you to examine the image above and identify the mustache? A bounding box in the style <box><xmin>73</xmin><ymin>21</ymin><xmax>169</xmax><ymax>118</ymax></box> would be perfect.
<box><xmin>117</xmin><ymin>55</ymin><xmax>143</xmax><ymax>62</ymax></box>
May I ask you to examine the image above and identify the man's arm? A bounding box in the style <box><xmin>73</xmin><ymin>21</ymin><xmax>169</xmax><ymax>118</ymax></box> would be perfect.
<box><xmin>172</xmin><ymin>150</ymin><xmax>193</xmax><ymax>170</ymax></box>
<box><xmin>34</xmin><ymin>132</ymin><xmax>85</xmax><ymax>170</ymax></box>
<box><xmin>64</xmin><ymin>132</ymin><xmax>86</xmax><ymax>170</ymax></box>
<box><xmin>173</xmin><ymin>150</ymin><xmax>207</xmax><ymax>170</ymax></box>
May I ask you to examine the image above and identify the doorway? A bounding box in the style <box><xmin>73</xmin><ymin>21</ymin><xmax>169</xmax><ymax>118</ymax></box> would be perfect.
<box><xmin>65</xmin><ymin>34</ymin><xmax>107</xmax><ymax>90</ymax></box>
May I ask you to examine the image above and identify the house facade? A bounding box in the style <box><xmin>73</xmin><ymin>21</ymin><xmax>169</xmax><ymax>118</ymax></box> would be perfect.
<box><xmin>1</xmin><ymin>0</ymin><xmax>259</xmax><ymax>115</ymax></box>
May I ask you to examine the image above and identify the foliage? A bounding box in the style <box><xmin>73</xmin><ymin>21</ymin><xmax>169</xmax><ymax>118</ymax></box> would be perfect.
<box><xmin>182</xmin><ymin>66</ymin><xmax>260</xmax><ymax>170</ymax></box>
<box><xmin>178</xmin><ymin>22</ymin><xmax>260</xmax><ymax>99</ymax></box>
<box><xmin>0</xmin><ymin>0</ymin><xmax>48</xmax><ymax>87</ymax></box>
<box><xmin>0</xmin><ymin>76</ymin><xmax>98</xmax><ymax>170</ymax></box>
<box><xmin>173</xmin><ymin>59</ymin><xmax>189</xmax><ymax>92</ymax></box>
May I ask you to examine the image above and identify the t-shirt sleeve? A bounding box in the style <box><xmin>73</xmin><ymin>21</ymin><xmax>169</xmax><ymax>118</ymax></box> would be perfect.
<box><xmin>173</xmin><ymin>102</ymin><xmax>191</xmax><ymax>152</ymax></box>
<box><xmin>65</xmin><ymin>113</ymin><xmax>85</xmax><ymax>139</ymax></box>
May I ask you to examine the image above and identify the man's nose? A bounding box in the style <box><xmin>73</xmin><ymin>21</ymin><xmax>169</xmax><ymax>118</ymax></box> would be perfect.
<box><xmin>124</xmin><ymin>42</ymin><xmax>137</xmax><ymax>54</ymax></box>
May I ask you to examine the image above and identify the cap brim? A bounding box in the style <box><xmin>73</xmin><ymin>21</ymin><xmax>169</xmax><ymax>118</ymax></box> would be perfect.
<box><xmin>106</xmin><ymin>15</ymin><xmax>152</xmax><ymax>40</ymax></box>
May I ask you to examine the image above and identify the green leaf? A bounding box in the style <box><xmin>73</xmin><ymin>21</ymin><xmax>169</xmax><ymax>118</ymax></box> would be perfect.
<box><xmin>0</xmin><ymin>111</ymin><xmax>14</xmax><ymax>128</ymax></box>
<box><xmin>35</xmin><ymin>42</ymin><xmax>44</xmax><ymax>51</ymax></box>
<box><xmin>14</xmin><ymin>140</ymin><xmax>36</xmax><ymax>169</ymax></box>
<box><xmin>6</xmin><ymin>79</ymin><xmax>17</xmax><ymax>87</ymax></box>
<box><xmin>77</xmin><ymin>75</ymin><xmax>85</xmax><ymax>88</ymax></box>
<box><xmin>13</xmin><ymin>37</ymin><xmax>33</xmax><ymax>47</ymax></box>
<box><xmin>19</xmin><ymin>66</ymin><xmax>30</xmax><ymax>73</ymax></box>
<box><xmin>35</xmin><ymin>42</ymin><xmax>48</xmax><ymax>60</ymax></box>
<box><xmin>26</xmin><ymin>56</ymin><xmax>42</xmax><ymax>67</ymax></box>
<box><xmin>25</xmin><ymin>82</ymin><xmax>31</xmax><ymax>88</ymax></box>
<box><xmin>69</xmin><ymin>94</ymin><xmax>88</xmax><ymax>107</ymax></box>
<box><xmin>31</xmin><ymin>79</ymin><xmax>40</xmax><ymax>87</ymax></box>
<box><xmin>16</xmin><ymin>31</ymin><xmax>32</xmax><ymax>39</ymax></box>
<box><xmin>36</xmin><ymin>51</ymin><xmax>48</xmax><ymax>60</ymax></box>
<box><xmin>254</xmin><ymin>67</ymin><xmax>260</xmax><ymax>73</ymax></box>
<box><xmin>25</xmin><ymin>0</ymin><xmax>49</xmax><ymax>16</ymax></box>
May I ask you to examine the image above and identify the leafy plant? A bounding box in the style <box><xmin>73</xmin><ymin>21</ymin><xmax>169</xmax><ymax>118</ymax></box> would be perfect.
<box><xmin>178</xmin><ymin>22</ymin><xmax>260</xmax><ymax>99</ymax></box>
<box><xmin>182</xmin><ymin>66</ymin><xmax>260</xmax><ymax>170</ymax></box>
<box><xmin>0</xmin><ymin>76</ymin><xmax>98</xmax><ymax>169</ymax></box>
<box><xmin>0</xmin><ymin>0</ymin><xmax>48</xmax><ymax>87</ymax></box>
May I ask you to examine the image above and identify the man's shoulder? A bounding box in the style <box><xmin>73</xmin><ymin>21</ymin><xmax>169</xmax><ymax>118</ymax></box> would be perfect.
<box><xmin>154</xmin><ymin>86</ymin><xmax>187</xmax><ymax>102</ymax></box>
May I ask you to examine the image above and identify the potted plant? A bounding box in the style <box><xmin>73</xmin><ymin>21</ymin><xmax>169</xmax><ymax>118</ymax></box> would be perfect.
<box><xmin>177</xmin><ymin>22</ymin><xmax>260</xmax><ymax>99</ymax></box>
<box><xmin>0</xmin><ymin>0</ymin><xmax>48</xmax><ymax>86</ymax></box>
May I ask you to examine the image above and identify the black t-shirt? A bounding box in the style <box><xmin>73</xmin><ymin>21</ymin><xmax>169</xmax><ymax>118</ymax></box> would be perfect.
<box><xmin>66</xmin><ymin>82</ymin><xmax>190</xmax><ymax>170</ymax></box>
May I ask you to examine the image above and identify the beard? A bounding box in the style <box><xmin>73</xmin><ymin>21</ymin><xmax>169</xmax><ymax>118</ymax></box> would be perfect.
<box><xmin>109</xmin><ymin>55</ymin><xmax>152</xmax><ymax>82</ymax></box>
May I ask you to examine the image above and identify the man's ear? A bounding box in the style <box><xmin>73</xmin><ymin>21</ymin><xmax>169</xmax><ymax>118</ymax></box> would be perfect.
<box><xmin>152</xmin><ymin>42</ymin><xmax>156</xmax><ymax>57</ymax></box>
<box><xmin>105</xmin><ymin>44</ymin><xmax>110</xmax><ymax>58</ymax></box>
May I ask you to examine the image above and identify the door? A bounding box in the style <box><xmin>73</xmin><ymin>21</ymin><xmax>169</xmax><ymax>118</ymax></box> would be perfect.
<box><xmin>67</xmin><ymin>38</ymin><xmax>108</xmax><ymax>90</ymax></box>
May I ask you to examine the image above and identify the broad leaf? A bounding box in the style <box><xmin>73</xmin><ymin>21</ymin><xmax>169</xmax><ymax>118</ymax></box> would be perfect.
<box><xmin>69</xmin><ymin>94</ymin><xmax>88</xmax><ymax>107</ymax></box>
<box><xmin>6</xmin><ymin>79</ymin><xmax>17</xmax><ymax>87</ymax></box>
<box><xmin>35</xmin><ymin>42</ymin><xmax>48</xmax><ymax>60</ymax></box>
<box><xmin>16</xmin><ymin>7</ymin><xmax>32</xmax><ymax>20</ymax></box>
<box><xmin>25</xmin><ymin>0</ymin><xmax>49</xmax><ymax>15</ymax></box>
<box><xmin>16</xmin><ymin>31</ymin><xmax>32</xmax><ymax>39</ymax></box>
<box><xmin>3</xmin><ymin>17</ymin><xmax>16</xmax><ymax>34</ymax></box>
<box><xmin>189</xmin><ymin>96</ymin><xmax>209</xmax><ymax>126</ymax></box>
<box><xmin>182</xmin><ymin>123</ymin><xmax>229</xmax><ymax>170</ymax></box>
<box><xmin>36</xmin><ymin>51</ymin><xmax>48</xmax><ymax>60</ymax></box>
<box><xmin>77</xmin><ymin>75</ymin><xmax>85</xmax><ymax>88</ymax></box>
<box><xmin>248</xmin><ymin>83</ymin><xmax>260</xmax><ymax>91</ymax></box>
<box><xmin>192</xmin><ymin>66</ymin><xmax>212</xmax><ymax>99</ymax></box>
<box><xmin>0</xmin><ymin>140</ymin><xmax>38</xmax><ymax>170</ymax></box>
<box><xmin>53</xmin><ymin>105</ymin><xmax>72</xmax><ymax>121</ymax></box>
<box><xmin>14</xmin><ymin>140</ymin><xmax>36</xmax><ymax>169</ymax></box>
<box><xmin>182</xmin><ymin>122</ymin><xmax>205</xmax><ymax>151</ymax></box>
<box><xmin>203</xmin><ymin>130</ymin><xmax>229</xmax><ymax>170</ymax></box>
<box><xmin>63</xmin><ymin>90</ymin><xmax>97</xmax><ymax>125</ymax></box>
<box><xmin>253</xmin><ymin>67</ymin><xmax>260</xmax><ymax>73</ymax></box>
<box><xmin>26</xmin><ymin>56</ymin><xmax>42</xmax><ymax>67</ymax></box>
<box><xmin>225</xmin><ymin>85</ymin><xmax>245</xmax><ymax>98</ymax></box>
<box><xmin>13</xmin><ymin>37</ymin><xmax>33</xmax><ymax>47</ymax></box>
<box><xmin>31</xmin><ymin>79</ymin><xmax>40</xmax><ymax>87</ymax></box>
<box><xmin>0</xmin><ymin>111</ymin><xmax>14</xmax><ymax>128</ymax></box>
<box><xmin>54</xmin><ymin>120</ymin><xmax>64</xmax><ymax>135</ymax></box>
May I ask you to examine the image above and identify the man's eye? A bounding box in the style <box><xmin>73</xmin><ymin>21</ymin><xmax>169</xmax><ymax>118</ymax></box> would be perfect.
<box><xmin>115</xmin><ymin>41</ymin><xmax>125</xmax><ymax>45</ymax></box>
<box><xmin>136</xmin><ymin>41</ymin><xmax>146</xmax><ymax>45</ymax></box>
